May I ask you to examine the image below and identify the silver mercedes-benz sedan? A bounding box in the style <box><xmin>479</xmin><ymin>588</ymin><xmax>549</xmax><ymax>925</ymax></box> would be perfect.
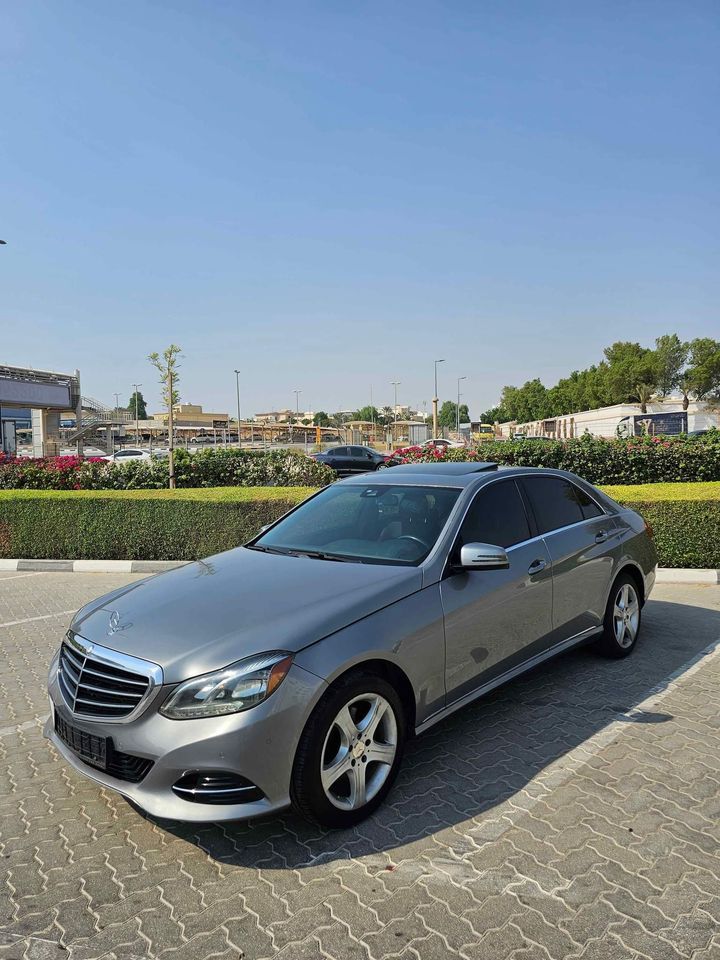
<box><xmin>45</xmin><ymin>463</ymin><xmax>657</xmax><ymax>828</ymax></box>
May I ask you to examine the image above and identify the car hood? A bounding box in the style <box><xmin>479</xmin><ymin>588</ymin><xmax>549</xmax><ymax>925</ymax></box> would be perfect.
<box><xmin>70</xmin><ymin>548</ymin><xmax>422</xmax><ymax>682</ymax></box>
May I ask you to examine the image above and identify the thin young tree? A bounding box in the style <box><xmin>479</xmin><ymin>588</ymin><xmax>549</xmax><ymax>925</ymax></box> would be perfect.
<box><xmin>149</xmin><ymin>345</ymin><xmax>182</xmax><ymax>489</ymax></box>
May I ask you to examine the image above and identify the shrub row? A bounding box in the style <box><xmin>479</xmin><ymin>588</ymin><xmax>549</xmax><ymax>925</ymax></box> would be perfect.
<box><xmin>0</xmin><ymin>483</ymin><xmax>718</xmax><ymax>567</ymax></box>
<box><xmin>392</xmin><ymin>433</ymin><xmax>720</xmax><ymax>484</ymax></box>
<box><xmin>0</xmin><ymin>448</ymin><xmax>334</xmax><ymax>490</ymax></box>
<box><xmin>0</xmin><ymin>487</ymin><xmax>313</xmax><ymax>560</ymax></box>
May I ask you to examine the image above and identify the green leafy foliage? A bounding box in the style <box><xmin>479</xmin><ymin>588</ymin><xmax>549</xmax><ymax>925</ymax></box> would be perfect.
<box><xmin>0</xmin><ymin>482</ymin><xmax>717</xmax><ymax>567</ymax></box>
<box><xmin>488</xmin><ymin>335</ymin><xmax>720</xmax><ymax>423</ymax></box>
<box><xmin>391</xmin><ymin>433</ymin><xmax>720</xmax><ymax>484</ymax></box>
<box><xmin>0</xmin><ymin>448</ymin><xmax>335</xmax><ymax>490</ymax></box>
<box><xmin>603</xmin><ymin>483</ymin><xmax>720</xmax><ymax>569</ymax></box>
<box><xmin>0</xmin><ymin>487</ymin><xmax>313</xmax><ymax>560</ymax></box>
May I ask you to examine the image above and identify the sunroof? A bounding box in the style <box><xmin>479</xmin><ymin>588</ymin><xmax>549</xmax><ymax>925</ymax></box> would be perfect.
<box><xmin>384</xmin><ymin>462</ymin><xmax>498</xmax><ymax>475</ymax></box>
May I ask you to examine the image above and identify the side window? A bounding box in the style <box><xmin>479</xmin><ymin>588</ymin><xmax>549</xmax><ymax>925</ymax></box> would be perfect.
<box><xmin>522</xmin><ymin>477</ymin><xmax>585</xmax><ymax>534</ymax></box>
<box><xmin>350</xmin><ymin>447</ymin><xmax>366</xmax><ymax>457</ymax></box>
<box><xmin>572</xmin><ymin>484</ymin><xmax>604</xmax><ymax>520</ymax></box>
<box><xmin>332</xmin><ymin>447</ymin><xmax>348</xmax><ymax>456</ymax></box>
<box><xmin>459</xmin><ymin>480</ymin><xmax>531</xmax><ymax>549</ymax></box>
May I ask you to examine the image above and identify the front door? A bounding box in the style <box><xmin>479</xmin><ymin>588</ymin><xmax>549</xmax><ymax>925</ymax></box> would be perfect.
<box><xmin>441</xmin><ymin>478</ymin><xmax>553</xmax><ymax>705</ymax></box>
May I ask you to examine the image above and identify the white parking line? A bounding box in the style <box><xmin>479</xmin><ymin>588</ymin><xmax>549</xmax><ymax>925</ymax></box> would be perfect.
<box><xmin>0</xmin><ymin>610</ymin><xmax>76</xmax><ymax>629</ymax></box>
<box><xmin>0</xmin><ymin>572</ymin><xmax>48</xmax><ymax>581</ymax></box>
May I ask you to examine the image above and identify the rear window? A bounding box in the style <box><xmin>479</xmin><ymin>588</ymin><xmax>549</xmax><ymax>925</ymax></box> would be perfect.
<box><xmin>521</xmin><ymin>477</ymin><xmax>585</xmax><ymax>534</ymax></box>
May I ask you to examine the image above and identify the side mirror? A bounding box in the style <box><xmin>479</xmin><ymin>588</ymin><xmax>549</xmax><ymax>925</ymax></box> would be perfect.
<box><xmin>459</xmin><ymin>542</ymin><xmax>509</xmax><ymax>570</ymax></box>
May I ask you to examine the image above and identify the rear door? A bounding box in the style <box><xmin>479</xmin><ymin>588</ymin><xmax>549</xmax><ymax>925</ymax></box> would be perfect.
<box><xmin>441</xmin><ymin>478</ymin><xmax>553</xmax><ymax>704</ymax></box>
<box><xmin>520</xmin><ymin>475</ymin><xmax>615</xmax><ymax>640</ymax></box>
<box><xmin>326</xmin><ymin>447</ymin><xmax>350</xmax><ymax>473</ymax></box>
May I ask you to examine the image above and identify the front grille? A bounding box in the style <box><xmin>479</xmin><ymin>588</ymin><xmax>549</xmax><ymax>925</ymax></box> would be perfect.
<box><xmin>58</xmin><ymin>639</ymin><xmax>151</xmax><ymax>719</ymax></box>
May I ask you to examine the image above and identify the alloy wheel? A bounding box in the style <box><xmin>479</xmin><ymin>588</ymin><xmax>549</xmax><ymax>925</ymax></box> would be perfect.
<box><xmin>320</xmin><ymin>693</ymin><xmax>397</xmax><ymax>810</ymax></box>
<box><xmin>613</xmin><ymin>582</ymin><xmax>639</xmax><ymax>648</ymax></box>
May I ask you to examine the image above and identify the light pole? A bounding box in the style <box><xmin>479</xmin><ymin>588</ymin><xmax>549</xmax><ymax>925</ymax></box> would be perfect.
<box><xmin>433</xmin><ymin>359</ymin><xmax>445</xmax><ymax>438</ymax></box>
<box><xmin>456</xmin><ymin>376</ymin><xmax>467</xmax><ymax>434</ymax></box>
<box><xmin>293</xmin><ymin>389</ymin><xmax>301</xmax><ymax>445</ymax></box>
<box><xmin>113</xmin><ymin>393</ymin><xmax>120</xmax><ymax>452</ymax></box>
<box><xmin>132</xmin><ymin>382</ymin><xmax>142</xmax><ymax>444</ymax></box>
<box><xmin>234</xmin><ymin>369</ymin><xmax>241</xmax><ymax>446</ymax></box>
<box><xmin>391</xmin><ymin>381</ymin><xmax>401</xmax><ymax>442</ymax></box>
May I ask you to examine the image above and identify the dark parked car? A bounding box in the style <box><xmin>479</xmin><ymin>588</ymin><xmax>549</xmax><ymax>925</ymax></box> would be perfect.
<box><xmin>311</xmin><ymin>445</ymin><xmax>390</xmax><ymax>476</ymax></box>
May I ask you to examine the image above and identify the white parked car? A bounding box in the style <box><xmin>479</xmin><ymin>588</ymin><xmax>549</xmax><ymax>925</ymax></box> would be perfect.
<box><xmin>423</xmin><ymin>437</ymin><xmax>466</xmax><ymax>450</ymax></box>
<box><xmin>101</xmin><ymin>449</ymin><xmax>152</xmax><ymax>462</ymax></box>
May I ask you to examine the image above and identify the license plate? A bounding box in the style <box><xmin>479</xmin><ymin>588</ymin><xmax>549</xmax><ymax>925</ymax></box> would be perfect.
<box><xmin>54</xmin><ymin>712</ymin><xmax>108</xmax><ymax>771</ymax></box>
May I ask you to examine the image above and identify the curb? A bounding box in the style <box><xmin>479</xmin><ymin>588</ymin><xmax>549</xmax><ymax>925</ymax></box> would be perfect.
<box><xmin>0</xmin><ymin>559</ymin><xmax>188</xmax><ymax>573</ymax></box>
<box><xmin>0</xmin><ymin>559</ymin><xmax>718</xmax><ymax>583</ymax></box>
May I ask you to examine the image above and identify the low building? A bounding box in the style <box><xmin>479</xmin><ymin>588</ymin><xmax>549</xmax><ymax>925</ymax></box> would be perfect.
<box><xmin>152</xmin><ymin>403</ymin><xmax>229</xmax><ymax>429</ymax></box>
<box><xmin>498</xmin><ymin>397</ymin><xmax>718</xmax><ymax>439</ymax></box>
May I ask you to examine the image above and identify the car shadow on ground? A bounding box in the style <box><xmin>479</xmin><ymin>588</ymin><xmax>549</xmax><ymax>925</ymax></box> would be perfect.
<box><xmin>151</xmin><ymin>598</ymin><xmax>720</xmax><ymax>870</ymax></box>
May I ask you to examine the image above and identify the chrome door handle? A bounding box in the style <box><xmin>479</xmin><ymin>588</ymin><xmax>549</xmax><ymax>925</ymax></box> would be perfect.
<box><xmin>528</xmin><ymin>558</ymin><xmax>547</xmax><ymax>575</ymax></box>
<box><xmin>595</xmin><ymin>531</ymin><xmax>608</xmax><ymax>544</ymax></box>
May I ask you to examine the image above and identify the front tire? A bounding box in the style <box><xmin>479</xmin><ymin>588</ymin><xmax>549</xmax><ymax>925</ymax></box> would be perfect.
<box><xmin>595</xmin><ymin>573</ymin><xmax>642</xmax><ymax>658</ymax></box>
<box><xmin>291</xmin><ymin>673</ymin><xmax>406</xmax><ymax>828</ymax></box>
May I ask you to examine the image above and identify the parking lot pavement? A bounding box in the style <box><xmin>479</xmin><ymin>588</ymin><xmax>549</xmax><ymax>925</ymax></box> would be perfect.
<box><xmin>0</xmin><ymin>573</ymin><xmax>719</xmax><ymax>960</ymax></box>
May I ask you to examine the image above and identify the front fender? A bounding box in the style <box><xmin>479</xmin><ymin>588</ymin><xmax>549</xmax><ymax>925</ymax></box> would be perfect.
<box><xmin>293</xmin><ymin>584</ymin><xmax>446</xmax><ymax>727</ymax></box>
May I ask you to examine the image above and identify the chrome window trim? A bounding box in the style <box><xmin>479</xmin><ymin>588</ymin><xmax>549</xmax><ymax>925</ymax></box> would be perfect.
<box><xmin>60</xmin><ymin>631</ymin><xmax>164</xmax><ymax>723</ymax></box>
<box><xmin>430</xmin><ymin>471</ymin><xmax>610</xmax><ymax>578</ymax></box>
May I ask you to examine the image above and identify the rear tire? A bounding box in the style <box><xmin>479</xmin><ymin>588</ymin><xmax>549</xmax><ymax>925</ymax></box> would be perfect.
<box><xmin>595</xmin><ymin>572</ymin><xmax>642</xmax><ymax>658</ymax></box>
<box><xmin>291</xmin><ymin>672</ymin><xmax>406</xmax><ymax>828</ymax></box>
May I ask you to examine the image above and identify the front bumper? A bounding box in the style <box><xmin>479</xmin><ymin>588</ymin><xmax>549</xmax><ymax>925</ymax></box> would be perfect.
<box><xmin>45</xmin><ymin>662</ymin><xmax>326</xmax><ymax>822</ymax></box>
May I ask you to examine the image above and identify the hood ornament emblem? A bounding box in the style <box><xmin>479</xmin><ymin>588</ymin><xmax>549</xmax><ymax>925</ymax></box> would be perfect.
<box><xmin>107</xmin><ymin>610</ymin><xmax>121</xmax><ymax>635</ymax></box>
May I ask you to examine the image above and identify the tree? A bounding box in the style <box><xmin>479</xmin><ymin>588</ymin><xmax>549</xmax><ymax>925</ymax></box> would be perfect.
<box><xmin>313</xmin><ymin>411</ymin><xmax>330</xmax><ymax>426</ymax></box>
<box><xmin>353</xmin><ymin>405</ymin><xmax>381</xmax><ymax>423</ymax></box>
<box><xmin>127</xmin><ymin>390</ymin><xmax>147</xmax><ymax>421</ymax></box>
<box><xmin>478</xmin><ymin>405</ymin><xmax>508</xmax><ymax>424</ymax></box>
<box><xmin>603</xmin><ymin>341</ymin><xmax>657</xmax><ymax>404</ymax></box>
<box><xmin>654</xmin><ymin>334</ymin><xmax>688</xmax><ymax>397</ymax></box>
<box><xmin>438</xmin><ymin>401</ymin><xmax>469</xmax><ymax>429</ymax></box>
<box><xmin>685</xmin><ymin>338</ymin><xmax>720</xmax><ymax>403</ymax></box>
<box><xmin>148</xmin><ymin>344</ymin><xmax>182</xmax><ymax>488</ymax></box>
<box><xmin>633</xmin><ymin>382</ymin><xmax>658</xmax><ymax>415</ymax></box>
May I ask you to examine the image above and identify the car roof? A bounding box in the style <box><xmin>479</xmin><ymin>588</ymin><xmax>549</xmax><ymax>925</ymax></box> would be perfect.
<box><xmin>339</xmin><ymin>462</ymin><xmax>612</xmax><ymax>495</ymax></box>
<box><xmin>341</xmin><ymin>462</ymin><xmax>503</xmax><ymax>488</ymax></box>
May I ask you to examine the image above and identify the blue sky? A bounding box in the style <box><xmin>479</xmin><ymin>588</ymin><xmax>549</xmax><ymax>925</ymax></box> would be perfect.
<box><xmin>2</xmin><ymin>1</ymin><xmax>718</xmax><ymax>417</ymax></box>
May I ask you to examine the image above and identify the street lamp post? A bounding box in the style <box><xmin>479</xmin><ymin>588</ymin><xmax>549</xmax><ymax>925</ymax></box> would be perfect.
<box><xmin>391</xmin><ymin>381</ymin><xmax>401</xmax><ymax>442</ymax></box>
<box><xmin>456</xmin><ymin>376</ymin><xmax>467</xmax><ymax>434</ymax></box>
<box><xmin>113</xmin><ymin>392</ymin><xmax>120</xmax><ymax>452</ymax></box>
<box><xmin>132</xmin><ymin>382</ymin><xmax>142</xmax><ymax>444</ymax></box>
<box><xmin>433</xmin><ymin>359</ymin><xmax>445</xmax><ymax>438</ymax></box>
<box><xmin>234</xmin><ymin>370</ymin><xmax>241</xmax><ymax>447</ymax></box>
<box><xmin>293</xmin><ymin>389</ymin><xmax>302</xmax><ymax>446</ymax></box>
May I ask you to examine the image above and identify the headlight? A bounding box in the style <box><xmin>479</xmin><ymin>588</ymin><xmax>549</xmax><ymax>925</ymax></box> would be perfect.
<box><xmin>160</xmin><ymin>652</ymin><xmax>293</xmax><ymax>720</ymax></box>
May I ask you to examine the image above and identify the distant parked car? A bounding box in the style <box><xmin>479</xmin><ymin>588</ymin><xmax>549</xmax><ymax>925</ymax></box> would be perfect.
<box><xmin>423</xmin><ymin>438</ymin><xmax>465</xmax><ymax>450</ymax></box>
<box><xmin>311</xmin><ymin>445</ymin><xmax>390</xmax><ymax>476</ymax></box>
<box><xmin>101</xmin><ymin>449</ymin><xmax>152</xmax><ymax>463</ymax></box>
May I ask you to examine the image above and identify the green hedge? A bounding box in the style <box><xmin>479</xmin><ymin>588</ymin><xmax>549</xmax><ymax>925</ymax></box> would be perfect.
<box><xmin>0</xmin><ymin>482</ymin><xmax>718</xmax><ymax>567</ymax></box>
<box><xmin>393</xmin><ymin>433</ymin><xmax>720</xmax><ymax>484</ymax></box>
<box><xmin>0</xmin><ymin>487</ymin><xmax>313</xmax><ymax>560</ymax></box>
<box><xmin>603</xmin><ymin>482</ymin><xmax>720</xmax><ymax>569</ymax></box>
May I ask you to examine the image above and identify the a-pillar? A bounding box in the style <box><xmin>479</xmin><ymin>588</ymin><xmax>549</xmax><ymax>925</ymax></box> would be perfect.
<box><xmin>31</xmin><ymin>409</ymin><xmax>61</xmax><ymax>457</ymax></box>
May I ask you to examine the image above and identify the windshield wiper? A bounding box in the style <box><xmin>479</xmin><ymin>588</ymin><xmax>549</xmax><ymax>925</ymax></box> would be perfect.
<box><xmin>289</xmin><ymin>549</ymin><xmax>364</xmax><ymax>563</ymax></box>
<box><xmin>246</xmin><ymin>544</ymin><xmax>298</xmax><ymax>557</ymax></box>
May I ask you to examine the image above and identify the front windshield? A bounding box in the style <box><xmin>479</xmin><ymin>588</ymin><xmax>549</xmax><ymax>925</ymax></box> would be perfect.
<box><xmin>251</xmin><ymin>484</ymin><xmax>461</xmax><ymax>565</ymax></box>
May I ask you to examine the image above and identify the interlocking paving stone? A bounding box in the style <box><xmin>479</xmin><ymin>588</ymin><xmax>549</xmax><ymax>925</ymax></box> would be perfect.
<box><xmin>1</xmin><ymin>571</ymin><xmax>719</xmax><ymax>959</ymax></box>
